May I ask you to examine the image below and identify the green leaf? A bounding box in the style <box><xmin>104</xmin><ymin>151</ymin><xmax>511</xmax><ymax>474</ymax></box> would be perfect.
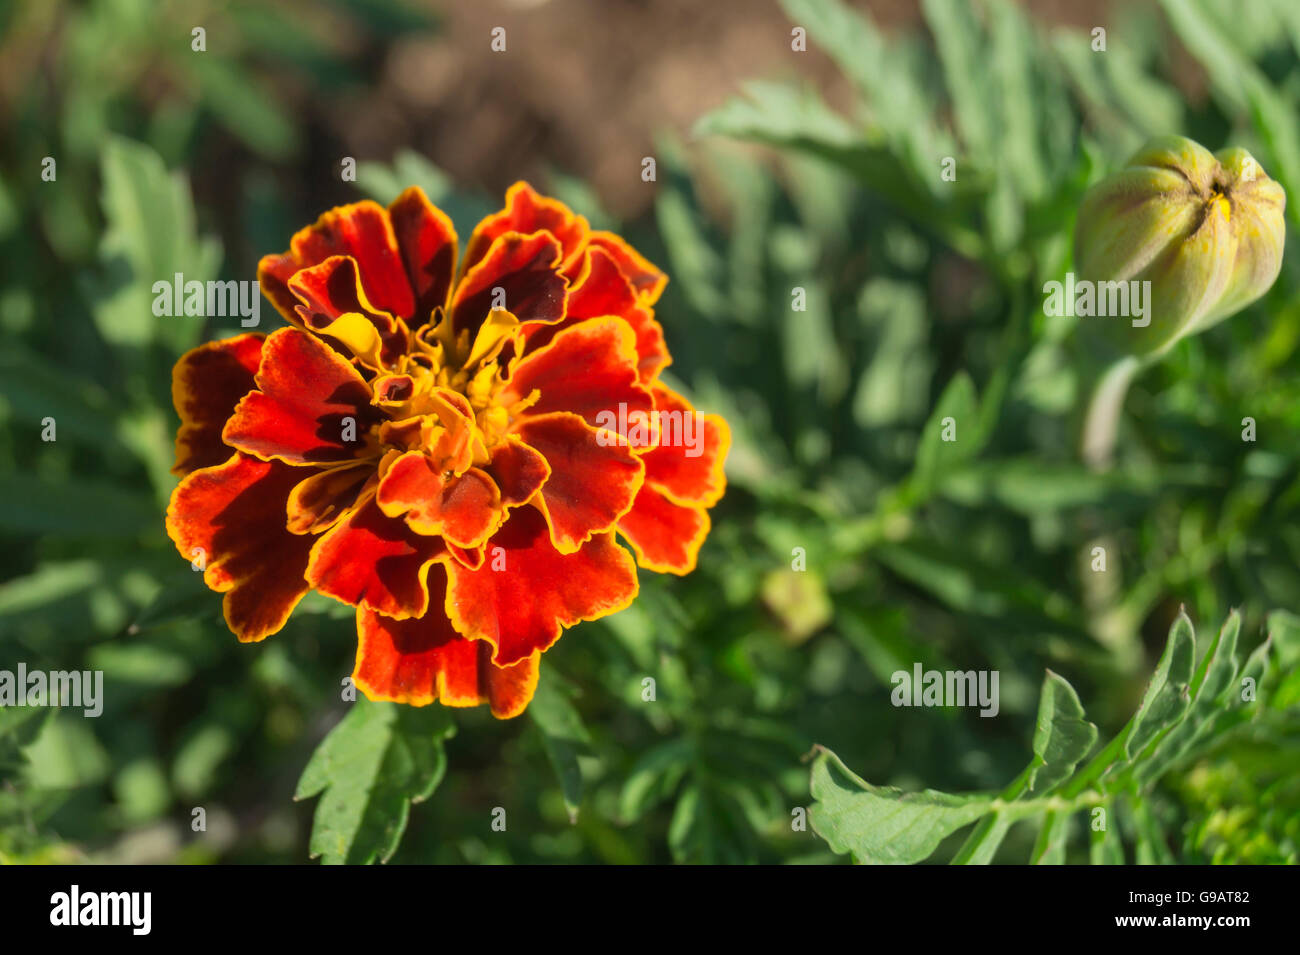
<box><xmin>952</xmin><ymin>670</ymin><xmax>1095</xmax><ymax>863</ymax></box>
<box><xmin>295</xmin><ymin>699</ymin><xmax>454</xmax><ymax>865</ymax></box>
<box><xmin>1027</xmin><ymin>671</ymin><xmax>1099</xmax><ymax>794</ymax></box>
<box><xmin>923</xmin><ymin>0</ymin><xmax>994</xmax><ymax>157</ymax></box>
<box><xmin>188</xmin><ymin>57</ymin><xmax>299</xmax><ymax>160</ymax></box>
<box><xmin>0</xmin><ymin>561</ymin><xmax>104</xmax><ymax>619</ymax></box>
<box><xmin>528</xmin><ymin>670</ymin><xmax>592</xmax><ymax>822</ymax></box>
<box><xmin>0</xmin><ymin>347</ymin><xmax>120</xmax><ymax>451</ymax></box>
<box><xmin>0</xmin><ymin>706</ymin><xmax>53</xmax><ymax>770</ymax></box>
<box><xmin>1124</xmin><ymin>610</ymin><xmax>1196</xmax><ymax>760</ymax></box>
<box><xmin>1267</xmin><ymin>609</ymin><xmax>1300</xmax><ymax>669</ymax></box>
<box><xmin>356</xmin><ymin>149</ymin><xmax>453</xmax><ymax>206</ymax></box>
<box><xmin>1134</xmin><ymin>611</ymin><xmax>1239</xmax><ymax>786</ymax></box>
<box><xmin>1089</xmin><ymin>813</ymin><xmax>1125</xmax><ymax>864</ymax></box>
<box><xmin>852</xmin><ymin>280</ymin><xmax>933</xmax><ymax>428</ymax></box>
<box><xmin>1132</xmin><ymin>800</ymin><xmax>1176</xmax><ymax>865</ymax></box>
<box><xmin>1030</xmin><ymin>811</ymin><xmax>1070</xmax><ymax>864</ymax></box>
<box><xmin>912</xmin><ymin>372</ymin><xmax>980</xmax><ymax>497</ymax></box>
<box><xmin>694</xmin><ymin>80</ymin><xmax>861</xmax><ymax>155</ymax></box>
<box><xmin>619</xmin><ymin>737</ymin><xmax>693</xmax><ymax>822</ymax></box>
<box><xmin>951</xmin><ymin>814</ymin><xmax>1016</xmax><ymax>865</ymax></box>
<box><xmin>654</xmin><ymin>147</ymin><xmax>728</xmax><ymax>320</ymax></box>
<box><xmin>89</xmin><ymin>137</ymin><xmax>221</xmax><ymax>351</ymax></box>
<box><xmin>809</xmin><ymin>747</ymin><xmax>992</xmax><ymax>863</ymax></box>
<box><xmin>939</xmin><ymin>458</ymin><xmax>1156</xmax><ymax>514</ymax></box>
<box><xmin>988</xmin><ymin>0</ymin><xmax>1046</xmax><ymax>200</ymax></box>
<box><xmin>812</xmin><ymin>611</ymin><xmax>1284</xmax><ymax>864</ymax></box>
<box><xmin>1160</xmin><ymin>0</ymin><xmax>1250</xmax><ymax>113</ymax></box>
<box><xmin>0</xmin><ymin>475</ymin><xmax>156</xmax><ymax>538</ymax></box>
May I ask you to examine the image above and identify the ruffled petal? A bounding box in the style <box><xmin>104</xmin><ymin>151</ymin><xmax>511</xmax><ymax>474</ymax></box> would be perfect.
<box><xmin>223</xmin><ymin>328</ymin><xmax>381</xmax><ymax>465</ymax></box>
<box><xmin>354</xmin><ymin>568</ymin><xmax>538</xmax><ymax>717</ymax></box>
<box><xmin>166</xmin><ymin>453</ymin><xmax>314</xmax><ymax>641</ymax></box>
<box><xmin>257</xmin><ymin>253</ymin><xmax>303</xmax><ymax>323</ymax></box>
<box><xmin>516</xmin><ymin>412</ymin><xmax>643</xmax><ymax>553</ymax></box>
<box><xmin>172</xmin><ymin>334</ymin><xmax>264</xmax><ymax>476</ymax></box>
<box><xmin>642</xmin><ymin>384</ymin><xmax>730</xmax><ymax>506</ymax></box>
<box><xmin>586</xmin><ymin>232</ymin><xmax>667</xmax><ymax>304</ymax></box>
<box><xmin>447</xmin><ymin>542</ymin><xmax>486</xmax><ymax>570</ymax></box>
<box><xmin>445</xmin><ymin>504</ymin><xmax>638</xmax><ymax>666</ymax></box>
<box><xmin>486</xmin><ymin>437</ymin><xmax>551</xmax><ymax>507</ymax></box>
<box><xmin>305</xmin><ymin>494</ymin><xmax>446</xmax><ymax>619</ymax></box>
<box><xmin>525</xmin><ymin>246</ymin><xmax>669</xmax><ymax>383</ymax></box>
<box><xmin>376</xmin><ymin>451</ymin><xmax>503</xmax><ymax>547</ymax></box>
<box><xmin>354</xmin><ymin>618</ymin><xmax>539</xmax><ymax>717</ymax></box>
<box><xmin>389</xmin><ymin>186</ymin><xmax>457</xmax><ymax>329</ymax></box>
<box><xmin>286</xmin><ymin>255</ymin><xmax>407</xmax><ymax>365</ymax></box>
<box><xmin>287</xmin><ymin>201</ymin><xmax>416</xmax><ymax>320</ymax></box>
<box><xmin>285</xmin><ymin>463</ymin><xmax>373</xmax><ymax>535</ymax></box>
<box><xmin>617</xmin><ymin>483</ymin><xmax>711</xmax><ymax>575</ymax></box>
<box><xmin>503</xmin><ymin>317</ymin><xmax>655</xmax><ymax>449</ymax></box>
<box><xmin>462</xmin><ymin>181</ymin><xmax>590</xmax><ymax>276</ymax></box>
<box><xmin>450</xmin><ymin>231</ymin><xmax>567</xmax><ymax>337</ymax></box>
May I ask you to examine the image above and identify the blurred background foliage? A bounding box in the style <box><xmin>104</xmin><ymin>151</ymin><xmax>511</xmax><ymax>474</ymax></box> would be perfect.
<box><xmin>1</xmin><ymin>0</ymin><xmax>1298</xmax><ymax>864</ymax></box>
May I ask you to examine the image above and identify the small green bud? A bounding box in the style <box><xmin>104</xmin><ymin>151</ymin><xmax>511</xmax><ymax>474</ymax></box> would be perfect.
<box><xmin>1074</xmin><ymin>135</ymin><xmax>1285</xmax><ymax>357</ymax></box>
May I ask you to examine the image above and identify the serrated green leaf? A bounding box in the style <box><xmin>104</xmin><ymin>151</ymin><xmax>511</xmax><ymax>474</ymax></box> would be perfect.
<box><xmin>1135</xmin><ymin>611</ymin><xmax>1239</xmax><ymax>786</ymax></box>
<box><xmin>1234</xmin><ymin>636</ymin><xmax>1272</xmax><ymax>710</ymax></box>
<box><xmin>809</xmin><ymin>747</ymin><xmax>992</xmax><ymax>864</ymax></box>
<box><xmin>814</xmin><ymin>610</ymin><xmax>1277</xmax><ymax>865</ymax></box>
<box><xmin>1125</xmin><ymin>611</ymin><xmax>1196</xmax><ymax>759</ymax></box>
<box><xmin>1027</xmin><ymin>671</ymin><xmax>1099</xmax><ymax>794</ymax></box>
<box><xmin>953</xmin><ymin>670</ymin><xmax>1095</xmax><ymax>863</ymax></box>
<box><xmin>295</xmin><ymin>699</ymin><xmax>454</xmax><ymax>865</ymax></box>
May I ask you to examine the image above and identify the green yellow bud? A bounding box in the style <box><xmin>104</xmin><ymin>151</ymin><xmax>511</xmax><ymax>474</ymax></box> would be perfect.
<box><xmin>1073</xmin><ymin>135</ymin><xmax>1285</xmax><ymax>357</ymax></box>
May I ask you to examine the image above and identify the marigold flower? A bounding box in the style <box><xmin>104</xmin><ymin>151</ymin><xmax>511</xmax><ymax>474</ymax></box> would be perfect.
<box><xmin>166</xmin><ymin>183</ymin><xmax>729</xmax><ymax>718</ymax></box>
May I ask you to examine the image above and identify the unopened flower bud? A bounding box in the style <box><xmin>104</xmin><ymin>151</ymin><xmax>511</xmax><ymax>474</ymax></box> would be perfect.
<box><xmin>1074</xmin><ymin>135</ymin><xmax>1285</xmax><ymax>357</ymax></box>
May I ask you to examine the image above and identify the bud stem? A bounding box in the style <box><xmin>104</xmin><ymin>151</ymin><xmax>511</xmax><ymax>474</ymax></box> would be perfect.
<box><xmin>1081</xmin><ymin>355</ymin><xmax>1142</xmax><ymax>472</ymax></box>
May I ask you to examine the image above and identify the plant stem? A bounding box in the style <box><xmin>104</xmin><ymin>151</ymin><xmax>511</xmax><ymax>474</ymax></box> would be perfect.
<box><xmin>1081</xmin><ymin>355</ymin><xmax>1142</xmax><ymax>472</ymax></box>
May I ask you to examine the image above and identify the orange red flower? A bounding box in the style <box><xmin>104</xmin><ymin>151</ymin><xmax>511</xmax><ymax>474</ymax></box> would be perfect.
<box><xmin>166</xmin><ymin>182</ymin><xmax>729</xmax><ymax>718</ymax></box>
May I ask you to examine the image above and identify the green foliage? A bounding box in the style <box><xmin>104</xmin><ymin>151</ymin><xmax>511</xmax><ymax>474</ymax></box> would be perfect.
<box><xmin>527</xmin><ymin>670</ymin><xmax>593</xmax><ymax>823</ymax></box>
<box><xmin>89</xmin><ymin>137</ymin><xmax>221</xmax><ymax>352</ymax></box>
<box><xmin>809</xmin><ymin>610</ymin><xmax>1296</xmax><ymax>863</ymax></box>
<box><xmin>295</xmin><ymin>699</ymin><xmax>455</xmax><ymax>865</ymax></box>
<box><xmin>3</xmin><ymin>0</ymin><xmax>1300</xmax><ymax>866</ymax></box>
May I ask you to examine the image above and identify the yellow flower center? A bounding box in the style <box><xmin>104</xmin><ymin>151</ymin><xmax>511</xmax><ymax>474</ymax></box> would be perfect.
<box><xmin>368</xmin><ymin>309</ymin><xmax>539</xmax><ymax>474</ymax></box>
